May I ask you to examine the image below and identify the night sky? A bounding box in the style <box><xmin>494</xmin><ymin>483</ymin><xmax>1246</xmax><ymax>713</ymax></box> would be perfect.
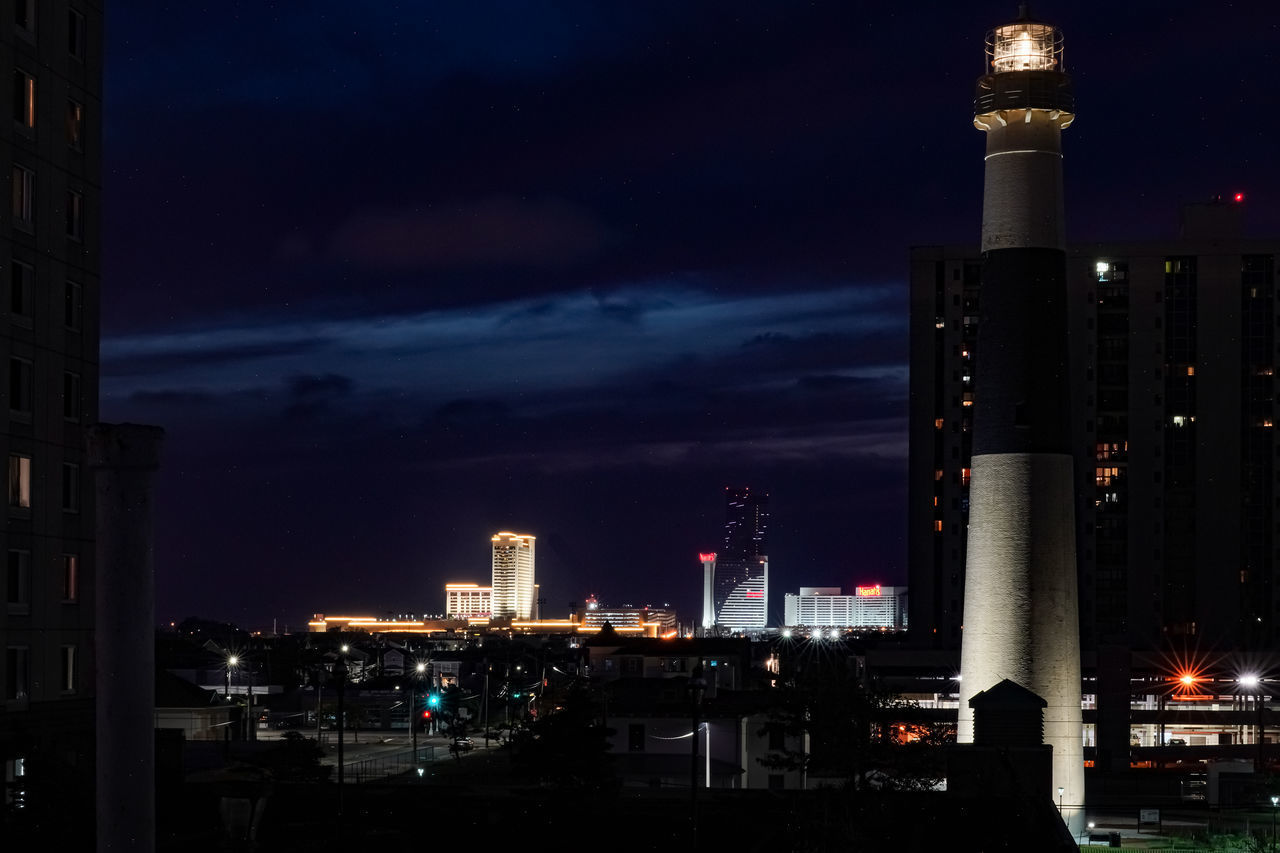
<box><xmin>102</xmin><ymin>2</ymin><xmax>1280</xmax><ymax>630</ymax></box>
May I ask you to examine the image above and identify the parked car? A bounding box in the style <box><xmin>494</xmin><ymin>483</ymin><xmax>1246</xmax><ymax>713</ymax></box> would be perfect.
<box><xmin>452</xmin><ymin>737</ymin><xmax>474</xmax><ymax>752</ymax></box>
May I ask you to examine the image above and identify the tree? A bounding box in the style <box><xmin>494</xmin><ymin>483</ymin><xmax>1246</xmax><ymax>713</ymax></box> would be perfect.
<box><xmin>511</xmin><ymin>682</ymin><xmax>615</xmax><ymax>791</ymax></box>
<box><xmin>759</xmin><ymin>654</ymin><xmax>953</xmax><ymax>791</ymax></box>
<box><xmin>250</xmin><ymin>731</ymin><xmax>332</xmax><ymax>783</ymax></box>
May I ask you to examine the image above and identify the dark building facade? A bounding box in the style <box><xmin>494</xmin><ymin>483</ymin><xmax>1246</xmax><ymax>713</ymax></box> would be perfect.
<box><xmin>910</xmin><ymin>199</ymin><xmax>1280</xmax><ymax>652</ymax></box>
<box><xmin>1</xmin><ymin>1</ymin><xmax>102</xmax><ymax>826</ymax></box>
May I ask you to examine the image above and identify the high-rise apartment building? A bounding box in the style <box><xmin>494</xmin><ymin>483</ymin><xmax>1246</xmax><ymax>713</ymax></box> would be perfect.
<box><xmin>703</xmin><ymin>487</ymin><xmax>769</xmax><ymax>631</ymax></box>
<box><xmin>2</xmin><ymin>1</ymin><xmax>101</xmax><ymax>823</ymax></box>
<box><xmin>910</xmin><ymin>199</ymin><xmax>1280</xmax><ymax>651</ymax></box>
<box><xmin>491</xmin><ymin>532</ymin><xmax>535</xmax><ymax>620</ymax></box>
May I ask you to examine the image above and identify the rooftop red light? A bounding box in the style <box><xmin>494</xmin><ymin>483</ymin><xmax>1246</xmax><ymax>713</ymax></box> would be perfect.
<box><xmin>1234</xmin><ymin>192</ymin><xmax>1245</xmax><ymax>202</ymax></box>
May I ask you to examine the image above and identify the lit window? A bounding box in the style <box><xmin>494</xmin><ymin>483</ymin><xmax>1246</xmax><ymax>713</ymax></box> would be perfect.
<box><xmin>61</xmin><ymin>463</ymin><xmax>79</xmax><ymax>513</ymax></box>
<box><xmin>66</xmin><ymin>190</ymin><xmax>83</xmax><ymax>241</ymax></box>
<box><xmin>12</xmin><ymin>70</ymin><xmax>34</xmax><ymax>128</ymax></box>
<box><xmin>8</xmin><ymin>455</ymin><xmax>29</xmax><ymax>509</ymax></box>
<box><xmin>1172</xmin><ymin>415</ymin><xmax>1187</xmax><ymax>427</ymax></box>
<box><xmin>6</xmin><ymin>550</ymin><xmax>29</xmax><ymax>615</ymax></box>
<box><xmin>62</xmin><ymin>554</ymin><xmax>78</xmax><ymax>602</ymax></box>
<box><xmin>934</xmin><ymin>469</ymin><xmax>944</xmax><ymax>481</ymax></box>
<box><xmin>64</xmin><ymin>281</ymin><xmax>82</xmax><ymax>330</ymax></box>
<box><xmin>960</xmin><ymin>468</ymin><xmax>972</xmax><ymax>487</ymax></box>
<box><xmin>66</xmin><ymin>99</ymin><xmax>83</xmax><ymax>150</ymax></box>
<box><xmin>8</xmin><ymin>357</ymin><xmax>31</xmax><ymax>417</ymax></box>
<box><xmin>60</xmin><ymin>645</ymin><xmax>76</xmax><ymax>693</ymax></box>
<box><xmin>11</xmin><ymin>165</ymin><xmax>34</xmax><ymax>225</ymax></box>
<box><xmin>10</xmin><ymin>260</ymin><xmax>33</xmax><ymax>324</ymax></box>
<box><xmin>934</xmin><ymin>418</ymin><xmax>944</xmax><ymax>429</ymax></box>
<box><xmin>68</xmin><ymin>9</ymin><xmax>86</xmax><ymax>59</ymax></box>
<box><xmin>63</xmin><ymin>371</ymin><xmax>80</xmax><ymax>421</ymax></box>
<box><xmin>934</xmin><ymin>520</ymin><xmax>943</xmax><ymax>533</ymax></box>
<box><xmin>1186</xmin><ymin>366</ymin><xmax>1195</xmax><ymax>376</ymax></box>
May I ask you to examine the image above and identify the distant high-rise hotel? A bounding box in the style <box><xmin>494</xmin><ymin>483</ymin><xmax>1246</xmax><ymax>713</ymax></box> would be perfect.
<box><xmin>910</xmin><ymin>198</ymin><xmax>1280</xmax><ymax>651</ymax></box>
<box><xmin>491</xmin><ymin>532</ymin><xmax>535</xmax><ymax>620</ymax></box>
<box><xmin>445</xmin><ymin>583</ymin><xmax>492</xmax><ymax>620</ymax></box>
<box><xmin>702</xmin><ymin>487</ymin><xmax>769</xmax><ymax>631</ymax></box>
<box><xmin>783</xmin><ymin>585</ymin><xmax>907</xmax><ymax>630</ymax></box>
<box><xmin>2</xmin><ymin>2</ymin><xmax>101</xmax><ymax>823</ymax></box>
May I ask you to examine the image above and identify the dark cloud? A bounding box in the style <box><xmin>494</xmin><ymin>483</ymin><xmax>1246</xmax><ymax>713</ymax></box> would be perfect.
<box><xmin>330</xmin><ymin>197</ymin><xmax>612</xmax><ymax>270</ymax></box>
<box><xmin>105</xmin><ymin>337</ymin><xmax>335</xmax><ymax>378</ymax></box>
<box><xmin>288</xmin><ymin>374</ymin><xmax>354</xmax><ymax>399</ymax></box>
<box><xmin>128</xmin><ymin>389</ymin><xmax>215</xmax><ymax>407</ymax></box>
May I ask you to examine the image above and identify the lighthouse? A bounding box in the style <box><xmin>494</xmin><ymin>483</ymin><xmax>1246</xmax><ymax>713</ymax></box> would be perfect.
<box><xmin>956</xmin><ymin>5</ymin><xmax>1084</xmax><ymax>832</ymax></box>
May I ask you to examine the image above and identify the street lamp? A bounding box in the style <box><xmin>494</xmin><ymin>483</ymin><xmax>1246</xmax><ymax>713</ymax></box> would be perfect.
<box><xmin>225</xmin><ymin>654</ymin><xmax>238</xmax><ymax>700</ymax></box>
<box><xmin>412</xmin><ymin>662</ymin><xmax>426</xmax><ymax>762</ymax></box>
<box><xmin>1057</xmin><ymin>785</ymin><xmax>1064</xmax><ymax>816</ymax></box>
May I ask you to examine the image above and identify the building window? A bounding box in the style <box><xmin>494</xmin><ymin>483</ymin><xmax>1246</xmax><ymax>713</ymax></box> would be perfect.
<box><xmin>66</xmin><ymin>99</ymin><xmax>83</xmax><ymax>149</ymax></box>
<box><xmin>62</xmin><ymin>554</ymin><xmax>78</xmax><ymax>602</ymax></box>
<box><xmin>6</xmin><ymin>550</ymin><xmax>29</xmax><ymax>615</ymax></box>
<box><xmin>12</xmin><ymin>165</ymin><xmax>34</xmax><ymax>226</ymax></box>
<box><xmin>10</xmin><ymin>260</ymin><xmax>33</xmax><ymax>324</ymax></box>
<box><xmin>68</xmin><ymin>9</ymin><xmax>85</xmax><ymax>58</ymax></box>
<box><xmin>65</xmin><ymin>280</ymin><xmax>82</xmax><ymax>330</ymax></box>
<box><xmin>628</xmin><ymin>723</ymin><xmax>645</xmax><ymax>752</ymax></box>
<box><xmin>14</xmin><ymin>1</ymin><xmax>34</xmax><ymax>37</ymax></box>
<box><xmin>12</xmin><ymin>70</ymin><xmax>34</xmax><ymax>128</ymax></box>
<box><xmin>9</xmin><ymin>357</ymin><xmax>31</xmax><ymax>417</ymax></box>
<box><xmin>66</xmin><ymin>190</ymin><xmax>83</xmax><ymax>241</ymax></box>
<box><xmin>60</xmin><ymin>646</ymin><xmax>76</xmax><ymax>693</ymax></box>
<box><xmin>5</xmin><ymin>647</ymin><xmax>29</xmax><ymax>700</ymax></box>
<box><xmin>63</xmin><ymin>371</ymin><xmax>81</xmax><ymax>421</ymax></box>
<box><xmin>8</xmin><ymin>455</ymin><xmax>29</xmax><ymax>510</ymax></box>
<box><xmin>10</xmin><ymin>167</ymin><xmax>36</xmax><ymax>229</ymax></box>
<box><xmin>62</xmin><ymin>463</ymin><xmax>80</xmax><ymax>513</ymax></box>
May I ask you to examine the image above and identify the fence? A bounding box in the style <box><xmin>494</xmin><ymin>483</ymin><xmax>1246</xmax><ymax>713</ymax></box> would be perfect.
<box><xmin>340</xmin><ymin>746</ymin><xmax>450</xmax><ymax>783</ymax></box>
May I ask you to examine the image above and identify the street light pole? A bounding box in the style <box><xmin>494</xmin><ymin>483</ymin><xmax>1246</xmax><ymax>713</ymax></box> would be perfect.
<box><xmin>412</xmin><ymin>661</ymin><xmax>426</xmax><ymax>762</ymax></box>
<box><xmin>1057</xmin><ymin>785</ymin><xmax>1064</xmax><ymax>817</ymax></box>
<box><xmin>688</xmin><ymin>664</ymin><xmax>706</xmax><ymax>847</ymax></box>
<box><xmin>335</xmin><ymin>657</ymin><xmax>348</xmax><ymax>816</ymax></box>
<box><xmin>1271</xmin><ymin>795</ymin><xmax>1277</xmax><ymax>853</ymax></box>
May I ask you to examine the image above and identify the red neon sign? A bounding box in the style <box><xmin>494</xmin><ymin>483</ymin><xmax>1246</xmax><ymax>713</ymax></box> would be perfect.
<box><xmin>855</xmin><ymin>585</ymin><xmax>882</xmax><ymax>597</ymax></box>
<box><xmin>746</xmin><ymin>591</ymin><xmax>763</xmax><ymax>598</ymax></box>
<box><xmin>698</xmin><ymin>553</ymin><xmax>716</xmax><ymax>562</ymax></box>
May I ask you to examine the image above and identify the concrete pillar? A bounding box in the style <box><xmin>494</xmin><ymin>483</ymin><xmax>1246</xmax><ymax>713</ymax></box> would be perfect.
<box><xmin>90</xmin><ymin>423</ymin><xmax>165</xmax><ymax>853</ymax></box>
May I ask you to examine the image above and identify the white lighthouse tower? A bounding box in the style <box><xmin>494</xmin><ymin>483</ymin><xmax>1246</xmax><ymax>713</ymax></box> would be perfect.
<box><xmin>956</xmin><ymin>5</ymin><xmax>1084</xmax><ymax>833</ymax></box>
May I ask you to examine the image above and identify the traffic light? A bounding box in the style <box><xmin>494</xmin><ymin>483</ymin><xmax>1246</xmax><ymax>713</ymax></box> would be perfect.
<box><xmin>423</xmin><ymin>710</ymin><xmax>432</xmax><ymax>720</ymax></box>
<box><xmin>428</xmin><ymin>694</ymin><xmax>440</xmax><ymax>708</ymax></box>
